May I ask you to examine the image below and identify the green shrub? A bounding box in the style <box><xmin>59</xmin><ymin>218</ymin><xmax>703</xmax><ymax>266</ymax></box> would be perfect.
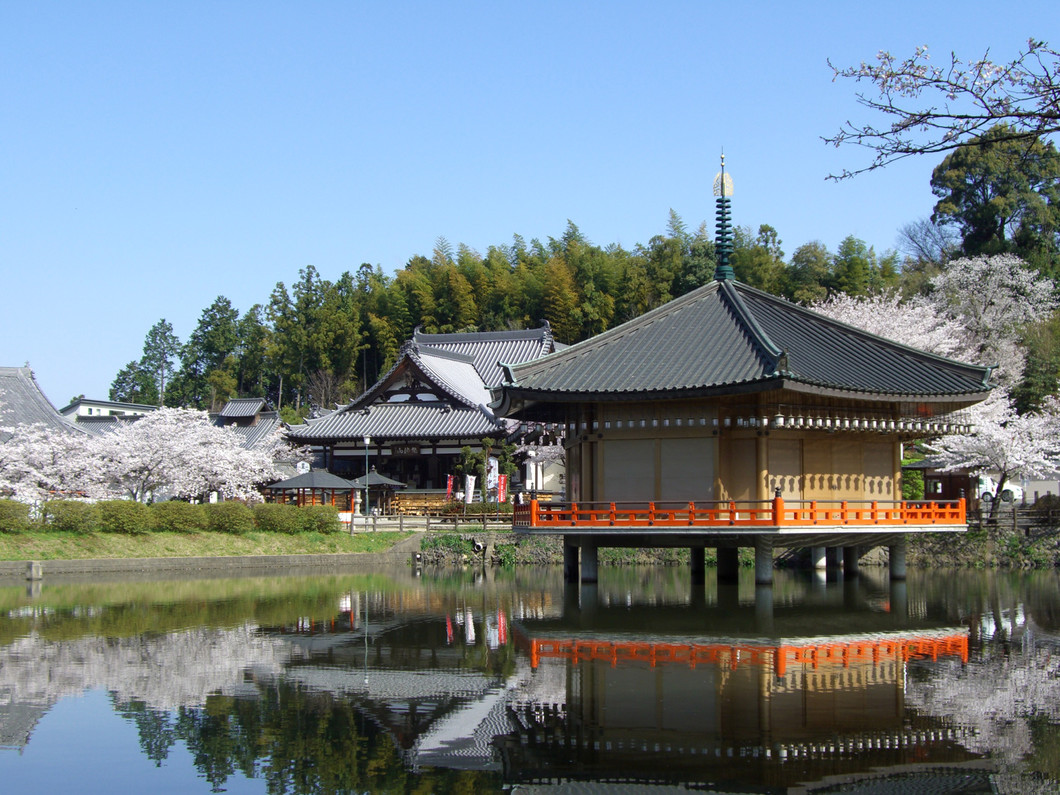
<box><xmin>300</xmin><ymin>504</ymin><xmax>341</xmax><ymax>534</ymax></box>
<box><xmin>253</xmin><ymin>503</ymin><xmax>304</xmax><ymax>534</ymax></box>
<box><xmin>97</xmin><ymin>500</ymin><xmax>153</xmax><ymax>534</ymax></box>
<box><xmin>204</xmin><ymin>501</ymin><xmax>255</xmax><ymax>534</ymax></box>
<box><xmin>0</xmin><ymin>499</ymin><xmax>32</xmax><ymax>533</ymax></box>
<box><xmin>151</xmin><ymin>501</ymin><xmax>208</xmax><ymax>532</ymax></box>
<box><xmin>43</xmin><ymin>500</ymin><xmax>99</xmax><ymax>533</ymax></box>
<box><xmin>442</xmin><ymin>501</ymin><xmax>514</xmax><ymax>516</ymax></box>
<box><xmin>421</xmin><ymin>533</ymin><xmax>475</xmax><ymax>555</ymax></box>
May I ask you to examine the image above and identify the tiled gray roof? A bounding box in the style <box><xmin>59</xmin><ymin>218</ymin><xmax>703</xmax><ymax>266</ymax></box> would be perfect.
<box><xmin>498</xmin><ymin>281</ymin><xmax>993</xmax><ymax>405</ymax></box>
<box><xmin>289</xmin><ymin>327</ymin><xmax>555</xmax><ymax>443</ymax></box>
<box><xmin>288</xmin><ymin>401</ymin><xmax>504</xmax><ymax>442</ymax></box>
<box><xmin>219</xmin><ymin>398</ymin><xmax>267</xmax><ymax>418</ymax></box>
<box><xmin>73</xmin><ymin>415</ymin><xmax>140</xmax><ymax>436</ymax></box>
<box><xmin>413</xmin><ymin>325</ymin><xmax>556</xmax><ymax>387</ymax></box>
<box><xmin>222</xmin><ymin>414</ymin><xmax>282</xmax><ymax>450</ymax></box>
<box><xmin>0</xmin><ymin>367</ymin><xmax>81</xmax><ymax>440</ymax></box>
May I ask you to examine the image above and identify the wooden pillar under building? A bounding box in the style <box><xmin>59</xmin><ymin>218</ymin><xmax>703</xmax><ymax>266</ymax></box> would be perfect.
<box><xmin>690</xmin><ymin>547</ymin><xmax>705</xmax><ymax>585</ymax></box>
<box><xmin>581</xmin><ymin>540</ymin><xmax>598</xmax><ymax>584</ymax></box>
<box><xmin>844</xmin><ymin>546</ymin><xmax>861</xmax><ymax>577</ymax></box>
<box><xmin>718</xmin><ymin>547</ymin><xmax>740</xmax><ymax>583</ymax></box>
<box><xmin>754</xmin><ymin>537</ymin><xmax>774</xmax><ymax>586</ymax></box>
<box><xmin>826</xmin><ymin>547</ymin><xmax>843</xmax><ymax>569</ymax></box>
<box><xmin>889</xmin><ymin>538</ymin><xmax>907</xmax><ymax>581</ymax></box>
<box><xmin>811</xmin><ymin>546</ymin><xmax>826</xmax><ymax>570</ymax></box>
<box><xmin>563</xmin><ymin>539</ymin><xmax>579</xmax><ymax>584</ymax></box>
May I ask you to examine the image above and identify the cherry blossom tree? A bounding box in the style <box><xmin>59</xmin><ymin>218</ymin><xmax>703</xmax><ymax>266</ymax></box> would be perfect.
<box><xmin>89</xmin><ymin>408</ymin><xmax>284</xmax><ymax>502</ymax></box>
<box><xmin>925</xmin><ymin>389</ymin><xmax>1060</xmax><ymax>512</ymax></box>
<box><xmin>930</xmin><ymin>254</ymin><xmax>1057</xmax><ymax>384</ymax></box>
<box><xmin>810</xmin><ymin>290</ymin><xmax>967</xmax><ymax>358</ymax></box>
<box><xmin>0</xmin><ymin>421</ymin><xmax>95</xmax><ymax>503</ymax></box>
<box><xmin>826</xmin><ymin>39</ymin><xmax>1060</xmax><ymax>178</ymax></box>
<box><xmin>812</xmin><ymin>254</ymin><xmax>1056</xmax><ymax>386</ymax></box>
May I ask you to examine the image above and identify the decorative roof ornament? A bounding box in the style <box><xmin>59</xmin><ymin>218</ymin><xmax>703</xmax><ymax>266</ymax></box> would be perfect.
<box><xmin>713</xmin><ymin>153</ymin><xmax>735</xmax><ymax>281</ymax></box>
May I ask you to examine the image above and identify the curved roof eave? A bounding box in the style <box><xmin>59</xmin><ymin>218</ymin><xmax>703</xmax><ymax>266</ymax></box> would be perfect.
<box><xmin>500</xmin><ymin>376</ymin><xmax>994</xmax><ymax>408</ymax></box>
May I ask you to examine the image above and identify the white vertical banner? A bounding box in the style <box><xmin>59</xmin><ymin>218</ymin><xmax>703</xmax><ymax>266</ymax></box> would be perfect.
<box><xmin>464</xmin><ymin>474</ymin><xmax>476</xmax><ymax>504</ymax></box>
<box><xmin>487</xmin><ymin>456</ymin><xmax>499</xmax><ymax>490</ymax></box>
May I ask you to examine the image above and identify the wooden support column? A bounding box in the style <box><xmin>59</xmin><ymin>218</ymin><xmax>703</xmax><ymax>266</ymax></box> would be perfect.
<box><xmin>756</xmin><ymin>434</ymin><xmax>769</xmax><ymax>501</ymax></box>
<box><xmin>826</xmin><ymin>547</ymin><xmax>843</xmax><ymax>569</ymax></box>
<box><xmin>563</xmin><ymin>538</ymin><xmax>579</xmax><ymax>584</ymax></box>
<box><xmin>754</xmin><ymin>537</ymin><xmax>774</xmax><ymax>586</ymax></box>
<box><xmin>581</xmin><ymin>539</ymin><xmax>598</xmax><ymax>584</ymax></box>
<box><xmin>844</xmin><ymin>546</ymin><xmax>861</xmax><ymax>577</ymax></box>
<box><xmin>690</xmin><ymin>546</ymin><xmax>705</xmax><ymax>585</ymax></box>
<box><xmin>889</xmin><ymin>537</ymin><xmax>907</xmax><ymax>581</ymax></box>
<box><xmin>718</xmin><ymin>547</ymin><xmax>739</xmax><ymax>583</ymax></box>
<box><xmin>811</xmin><ymin>546</ymin><xmax>826</xmax><ymax>570</ymax></box>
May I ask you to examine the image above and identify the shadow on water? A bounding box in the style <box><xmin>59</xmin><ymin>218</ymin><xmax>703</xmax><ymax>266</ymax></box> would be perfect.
<box><xmin>0</xmin><ymin>565</ymin><xmax>1058</xmax><ymax>793</ymax></box>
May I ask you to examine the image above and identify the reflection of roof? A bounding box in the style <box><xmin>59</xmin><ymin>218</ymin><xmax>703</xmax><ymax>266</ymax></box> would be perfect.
<box><xmin>0</xmin><ymin>366</ymin><xmax>79</xmax><ymax>440</ymax></box>
<box><xmin>497</xmin><ymin>281</ymin><xmax>993</xmax><ymax>408</ymax></box>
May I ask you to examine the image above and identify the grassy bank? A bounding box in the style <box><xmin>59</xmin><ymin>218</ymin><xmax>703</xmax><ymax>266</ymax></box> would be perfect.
<box><xmin>0</xmin><ymin>530</ymin><xmax>412</xmax><ymax>561</ymax></box>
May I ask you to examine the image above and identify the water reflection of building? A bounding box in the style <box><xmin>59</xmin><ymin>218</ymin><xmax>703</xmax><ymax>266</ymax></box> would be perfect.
<box><xmin>500</xmin><ymin>596</ymin><xmax>984</xmax><ymax>789</ymax></box>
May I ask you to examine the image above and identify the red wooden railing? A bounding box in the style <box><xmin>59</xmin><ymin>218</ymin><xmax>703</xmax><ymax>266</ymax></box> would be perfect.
<box><xmin>512</xmin><ymin>496</ymin><xmax>966</xmax><ymax>529</ymax></box>
<box><xmin>524</xmin><ymin>634</ymin><xmax>969</xmax><ymax>674</ymax></box>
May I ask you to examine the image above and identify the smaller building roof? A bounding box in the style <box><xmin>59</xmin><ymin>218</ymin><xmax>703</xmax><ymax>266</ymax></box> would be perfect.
<box><xmin>349</xmin><ymin>468</ymin><xmax>407</xmax><ymax>489</ymax></box>
<box><xmin>219</xmin><ymin>398</ymin><xmax>268</xmax><ymax>418</ymax></box>
<box><xmin>267</xmin><ymin>471</ymin><xmax>357</xmax><ymax>491</ymax></box>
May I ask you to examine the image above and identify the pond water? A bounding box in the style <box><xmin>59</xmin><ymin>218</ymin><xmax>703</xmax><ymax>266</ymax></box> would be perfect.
<box><xmin>0</xmin><ymin>564</ymin><xmax>1058</xmax><ymax>794</ymax></box>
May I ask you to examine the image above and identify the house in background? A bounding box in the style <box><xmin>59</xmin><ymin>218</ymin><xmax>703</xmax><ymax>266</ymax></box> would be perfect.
<box><xmin>286</xmin><ymin>326</ymin><xmax>564</xmax><ymax>500</ymax></box>
<box><xmin>59</xmin><ymin>397</ymin><xmax>158</xmax><ymax>436</ymax></box>
<box><xmin>60</xmin><ymin>397</ymin><xmax>157</xmax><ymax>419</ymax></box>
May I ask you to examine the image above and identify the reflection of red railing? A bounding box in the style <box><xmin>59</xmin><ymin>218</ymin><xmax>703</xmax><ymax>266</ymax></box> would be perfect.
<box><xmin>512</xmin><ymin>497</ymin><xmax>966</xmax><ymax>529</ymax></box>
<box><xmin>526</xmin><ymin>634</ymin><xmax>969</xmax><ymax>676</ymax></box>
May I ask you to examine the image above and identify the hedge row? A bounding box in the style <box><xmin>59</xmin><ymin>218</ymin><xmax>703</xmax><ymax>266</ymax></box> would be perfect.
<box><xmin>0</xmin><ymin>499</ymin><xmax>341</xmax><ymax>535</ymax></box>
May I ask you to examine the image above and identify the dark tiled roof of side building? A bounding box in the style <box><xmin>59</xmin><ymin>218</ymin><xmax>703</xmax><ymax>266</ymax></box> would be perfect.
<box><xmin>288</xmin><ymin>326</ymin><xmax>556</xmax><ymax>443</ymax></box>
<box><xmin>412</xmin><ymin>324</ymin><xmax>556</xmax><ymax>387</ymax></box>
<box><xmin>219</xmin><ymin>397</ymin><xmax>268</xmax><ymax>419</ymax></box>
<box><xmin>0</xmin><ymin>367</ymin><xmax>81</xmax><ymax>441</ymax></box>
<box><xmin>497</xmin><ymin>281</ymin><xmax>993</xmax><ymax>406</ymax></box>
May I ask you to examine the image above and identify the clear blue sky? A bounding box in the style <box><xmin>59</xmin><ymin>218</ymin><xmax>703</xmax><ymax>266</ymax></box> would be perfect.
<box><xmin>1</xmin><ymin>1</ymin><xmax>1053</xmax><ymax>407</ymax></box>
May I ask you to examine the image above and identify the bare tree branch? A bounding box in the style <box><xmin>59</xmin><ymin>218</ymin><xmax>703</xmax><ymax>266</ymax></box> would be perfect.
<box><xmin>826</xmin><ymin>39</ymin><xmax>1060</xmax><ymax>179</ymax></box>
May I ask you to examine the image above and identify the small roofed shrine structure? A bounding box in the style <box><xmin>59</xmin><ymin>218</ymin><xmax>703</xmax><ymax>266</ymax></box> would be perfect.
<box><xmin>266</xmin><ymin>470</ymin><xmax>357</xmax><ymax>508</ymax></box>
<box><xmin>350</xmin><ymin>466</ymin><xmax>407</xmax><ymax>515</ymax></box>
<box><xmin>493</xmin><ymin>159</ymin><xmax>994</xmax><ymax>586</ymax></box>
<box><xmin>286</xmin><ymin>325</ymin><xmax>560</xmax><ymax>493</ymax></box>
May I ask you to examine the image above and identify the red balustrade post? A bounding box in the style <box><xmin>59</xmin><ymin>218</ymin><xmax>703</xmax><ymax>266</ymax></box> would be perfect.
<box><xmin>772</xmin><ymin>493</ymin><xmax>784</xmax><ymax>526</ymax></box>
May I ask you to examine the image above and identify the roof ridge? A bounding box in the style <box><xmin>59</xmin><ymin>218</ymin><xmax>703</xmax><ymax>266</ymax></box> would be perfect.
<box><xmin>721</xmin><ymin>281</ymin><xmax>785</xmax><ymax>373</ymax></box>
<box><xmin>413</xmin><ymin>325</ymin><xmax>551</xmax><ymax>344</ymax></box>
